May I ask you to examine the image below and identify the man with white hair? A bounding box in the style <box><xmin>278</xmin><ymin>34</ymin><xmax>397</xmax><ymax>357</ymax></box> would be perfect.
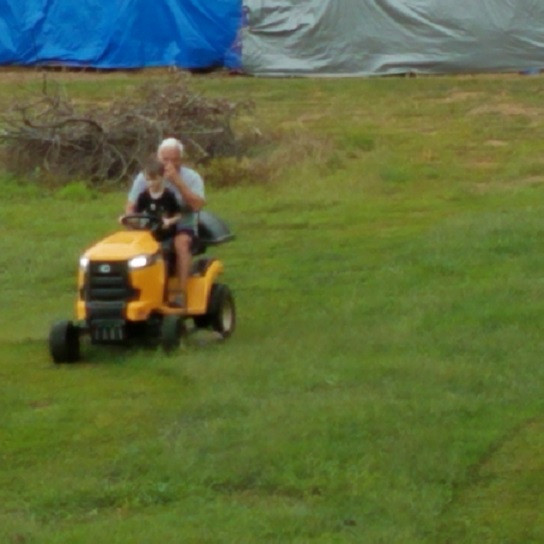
<box><xmin>126</xmin><ymin>138</ymin><xmax>206</xmax><ymax>309</ymax></box>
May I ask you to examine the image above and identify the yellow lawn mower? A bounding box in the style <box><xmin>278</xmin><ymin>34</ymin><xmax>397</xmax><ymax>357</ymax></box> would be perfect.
<box><xmin>49</xmin><ymin>211</ymin><xmax>235</xmax><ymax>363</ymax></box>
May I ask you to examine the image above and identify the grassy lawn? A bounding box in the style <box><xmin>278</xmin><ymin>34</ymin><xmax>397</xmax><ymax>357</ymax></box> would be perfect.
<box><xmin>1</xmin><ymin>71</ymin><xmax>543</xmax><ymax>543</ymax></box>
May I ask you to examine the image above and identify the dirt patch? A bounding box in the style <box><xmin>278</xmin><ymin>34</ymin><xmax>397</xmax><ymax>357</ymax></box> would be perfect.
<box><xmin>469</xmin><ymin>103</ymin><xmax>542</xmax><ymax>117</ymax></box>
<box><xmin>471</xmin><ymin>160</ymin><xmax>498</xmax><ymax>170</ymax></box>
<box><xmin>471</xmin><ymin>176</ymin><xmax>544</xmax><ymax>194</ymax></box>
<box><xmin>436</xmin><ymin>91</ymin><xmax>483</xmax><ymax>103</ymax></box>
<box><xmin>0</xmin><ymin>66</ymin><xmax>234</xmax><ymax>84</ymax></box>
<box><xmin>0</xmin><ymin>66</ymin><xmax>147</xmax><ymax>84</ymax></box>
<box><xmin>484</xmin><ymin>140</ymin><xmax>508</xmax><ymax>147</ymax></box>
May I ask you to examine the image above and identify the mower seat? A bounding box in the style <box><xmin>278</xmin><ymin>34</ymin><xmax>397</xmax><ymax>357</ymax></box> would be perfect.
<box><xmin>194</xmin><ymin>211</ymin><xmax>235</xmax><ymax>254</ymax></box>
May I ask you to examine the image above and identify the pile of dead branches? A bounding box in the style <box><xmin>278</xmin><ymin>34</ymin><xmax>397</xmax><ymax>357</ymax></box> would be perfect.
<box><xmin>0</xmin><ymin>74</ymin><xmax>255</xmax><ymax>184</ymax></box>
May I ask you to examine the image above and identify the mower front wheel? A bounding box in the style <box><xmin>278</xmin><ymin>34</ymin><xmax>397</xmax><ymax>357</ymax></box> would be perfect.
<box><xmin>160</xmin><ymin>315</ymin><xmax>185</xmax><ymax>353</ymax></box>
<box><xmin>49</xmin><ymin>320</ymin><xmax>81</xmax><ymax>364</ymax></box>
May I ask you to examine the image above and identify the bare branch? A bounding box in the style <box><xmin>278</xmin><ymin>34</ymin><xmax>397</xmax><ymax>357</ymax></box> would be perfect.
<box><xmin>0</xmin><ymin>73</ymin><xmax>257</xmax><ymax>184</ymax></box>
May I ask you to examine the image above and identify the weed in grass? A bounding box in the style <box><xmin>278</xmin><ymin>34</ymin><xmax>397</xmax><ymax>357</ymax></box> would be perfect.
<box><xmin>380</xmin><ymin>161</ymin><xmax>416</xmax><ymax>184</ymax></box>
<box><xmin>55</xmin><ymin>180</ymin><xmax>97</xmax><ymax>201</ymax></box>
<box><xmin>340</xmin><ymin>130</ymin><xmax>376</xmax><ymax>154</ymax></box>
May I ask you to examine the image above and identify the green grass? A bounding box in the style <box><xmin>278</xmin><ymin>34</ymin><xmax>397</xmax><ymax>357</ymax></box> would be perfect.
<box><xmin>1</xmin><ymin>72</ymin><xmax>544</xmax><ymax>543</ymax></box>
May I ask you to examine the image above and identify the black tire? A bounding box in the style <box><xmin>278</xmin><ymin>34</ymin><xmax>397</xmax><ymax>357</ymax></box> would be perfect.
<box><xmin>208</xmin><ymin>284</ymin><xmax>236</xmax><ymax>339</ymax></box>
<box><xmin>49</xmin><ymin>320</ymin><xmax>81</xmax><ymax>364</ymax></box>
<box><xmin>160</xmin><ymin>315</ymin><xmax>185</xmax><ymax>353</ymax></box>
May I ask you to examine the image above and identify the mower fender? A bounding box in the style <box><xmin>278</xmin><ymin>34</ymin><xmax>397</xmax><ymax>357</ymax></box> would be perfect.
<box><xmin>184</xmin><ymin>259</ymin><xmax>224</xmax><ymax>315</ymax></box>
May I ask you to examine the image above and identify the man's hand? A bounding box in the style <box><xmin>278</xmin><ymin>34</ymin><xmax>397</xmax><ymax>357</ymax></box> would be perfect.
<box><xmin>163</xmin><ymin>162</ymin><xmax>205</xmax><ymax>212</ymax></box>
<box><xmin>164</xmin><ymin>162</ymin><xmax>180</xmax><ymax>183</ymax></box>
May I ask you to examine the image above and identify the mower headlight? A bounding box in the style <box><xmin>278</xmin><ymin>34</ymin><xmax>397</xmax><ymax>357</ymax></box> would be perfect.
<box><xmin>128</xmin><ymin>254</ymin><xmax>152</xmax><ymax>269</ymax></box>
<box><xmin>79</xmin><ymin>256</ymin><xmax>90</xmax><ymax>270</ymax></box>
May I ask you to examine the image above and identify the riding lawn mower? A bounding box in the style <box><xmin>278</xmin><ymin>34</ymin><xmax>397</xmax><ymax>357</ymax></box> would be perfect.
<box><xmin>48</xmin><ymin>211</ymin><xmax>235</xmax><ymax>363</ymax></box>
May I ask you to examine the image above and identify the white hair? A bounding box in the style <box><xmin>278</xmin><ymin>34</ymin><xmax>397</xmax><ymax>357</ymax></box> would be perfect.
<box><xmin>157</xmin><ymin>137</ymin><xmax>184</xmax><ymax>157</ymax></box>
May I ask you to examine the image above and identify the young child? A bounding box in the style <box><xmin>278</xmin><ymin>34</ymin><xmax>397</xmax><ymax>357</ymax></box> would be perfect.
<box><xmin>128</xmin><ymin>156</ymin><xmax>182</xmax><ymax>242</ymax></box>
<box><xmin>123</xmin><ymin>156</ymin><xmax>185</xmax><ymax>308</ymax></box>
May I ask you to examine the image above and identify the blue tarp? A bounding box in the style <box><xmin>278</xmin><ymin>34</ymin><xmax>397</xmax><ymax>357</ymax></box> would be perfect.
<box><xmin>0</xmin><ymin>0</ymin><xmax>242</xmax><ymax>69</ymax></box>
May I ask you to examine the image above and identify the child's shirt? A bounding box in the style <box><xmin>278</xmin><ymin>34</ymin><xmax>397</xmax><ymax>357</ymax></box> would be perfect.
<box><xmin>135</xmin><ymin>187</ymin><xmax>181</xmax><ymax>240</ymax></box>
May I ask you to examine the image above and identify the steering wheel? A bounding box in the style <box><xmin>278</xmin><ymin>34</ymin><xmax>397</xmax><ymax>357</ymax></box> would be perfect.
<box><xmin>121</xmin><ymin>214</ymin><xmax>162</xmax><ymax>232</ymax></box>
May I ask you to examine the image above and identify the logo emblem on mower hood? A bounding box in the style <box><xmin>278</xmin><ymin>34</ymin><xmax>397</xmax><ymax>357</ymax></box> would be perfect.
<box><xmin>99</xmin><ymin>264</ymin><xmax>112</xmax><ymax>274</ymax></box>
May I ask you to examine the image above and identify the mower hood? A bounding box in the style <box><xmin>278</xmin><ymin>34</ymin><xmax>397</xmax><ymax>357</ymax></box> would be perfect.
<box><xmin>83</xmin><ymin>231</ymin><xmax>160</xmax><ymax>261</ymax></box>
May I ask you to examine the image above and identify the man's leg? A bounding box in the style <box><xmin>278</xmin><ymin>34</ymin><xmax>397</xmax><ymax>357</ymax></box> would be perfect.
<box><xmin>173</xmin><ymin>231</ymin><xmax>192</xmax><ymax>307</ymax></box>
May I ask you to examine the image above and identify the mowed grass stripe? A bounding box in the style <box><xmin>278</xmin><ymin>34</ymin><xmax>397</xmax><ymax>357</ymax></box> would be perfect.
<box><xmin>1</xmin><ymin>73</ymin><xmax>543</xmax><ymax>543</ymax></box>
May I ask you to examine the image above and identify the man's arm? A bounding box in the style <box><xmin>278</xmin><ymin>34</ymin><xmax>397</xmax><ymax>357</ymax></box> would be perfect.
<box><xmin>126</xmin><ymin>173</ymin><xmax>146</xmax><ymax>213</ymax></box>
<box><xmin>165</xmin><ymin>164</ymin><xmax>206</xmax><ymax>212</ymax></box>
<box><xmin>120</xmin><ymin>193</ymin><xmax>141</xmax><ymax>224</ymax></box>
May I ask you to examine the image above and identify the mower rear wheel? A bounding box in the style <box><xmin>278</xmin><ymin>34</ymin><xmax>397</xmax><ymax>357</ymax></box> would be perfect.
<box><xmin>208</xmin><ymin>284</ymin><xmax>236</xmax><ymax>339</ymax></box>
<box><xmin>49</xmin><ymin>320</ymin><xmax>81</xmax><ymax>363</ymax></box>
<box><xmin>160</xmin><ymin>315</ymin><xmax>185</xmax><ymax>353</ymax></box>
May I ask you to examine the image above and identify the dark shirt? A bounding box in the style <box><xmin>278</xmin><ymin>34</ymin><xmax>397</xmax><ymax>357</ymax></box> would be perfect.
<box><xmin>135</xmin><ymin>188</ymin><xmax>181</xmax><ymax>240</ymax></box>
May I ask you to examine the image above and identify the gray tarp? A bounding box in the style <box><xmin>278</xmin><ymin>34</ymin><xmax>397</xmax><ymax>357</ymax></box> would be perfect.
<box><xmin>242</xmin><ymin>0</ymin><xmax>544</xmax><ymax>76</ymax></box>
